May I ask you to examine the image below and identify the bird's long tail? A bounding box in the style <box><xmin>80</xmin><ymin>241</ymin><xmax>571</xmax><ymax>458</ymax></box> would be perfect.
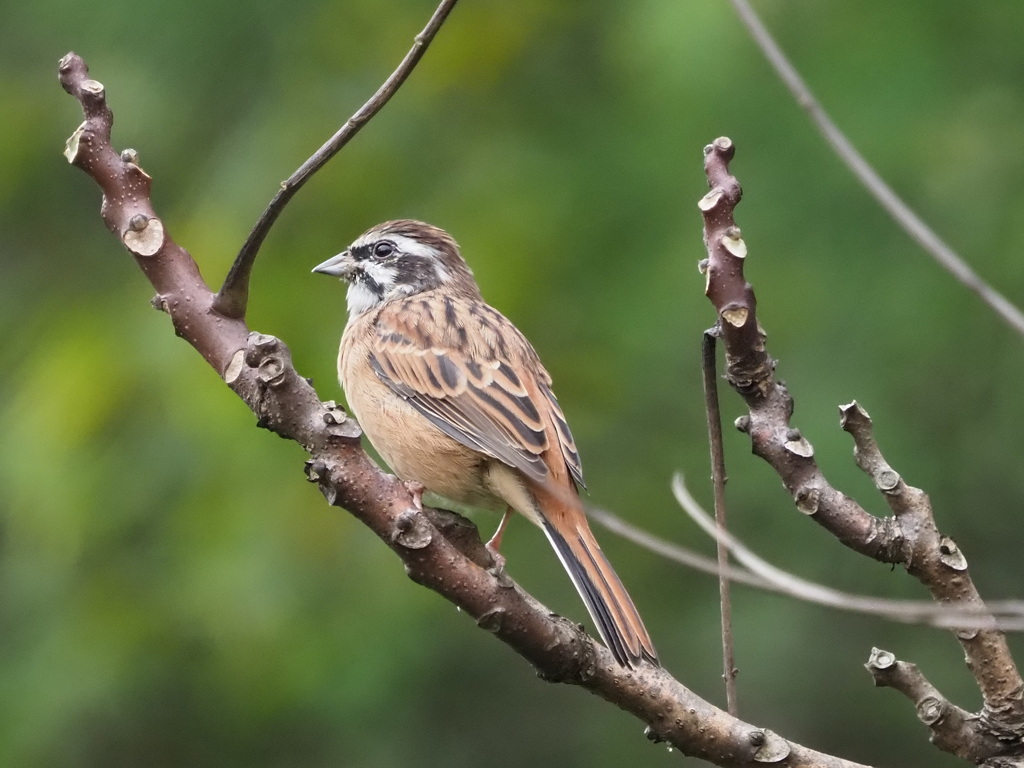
<box><xmin>541</xmin><ymin>517</ymin><xmax>659</xmax><ymax>668</ymax></box>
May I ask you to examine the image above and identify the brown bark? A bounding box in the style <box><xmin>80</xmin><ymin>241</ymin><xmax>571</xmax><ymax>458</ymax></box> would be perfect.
<box><xmin>700</xmin><ymin>136</ymin><xmax>1024</xmax><ymax>767</ymax></box>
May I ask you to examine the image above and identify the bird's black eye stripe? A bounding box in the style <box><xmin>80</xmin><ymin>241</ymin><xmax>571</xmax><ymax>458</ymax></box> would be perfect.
<box><xmin>372</xmin><ymin>240</ymin><xmax>395</xmax><ymax>259</ymax></box>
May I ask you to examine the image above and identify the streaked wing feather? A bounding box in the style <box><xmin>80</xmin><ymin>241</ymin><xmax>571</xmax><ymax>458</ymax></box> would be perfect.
<box><xmin>369</xmin><ymin>356</ymin><xmax>494</xmax><ymax>458</ymax></box>
<box><xmin>368</xmin><ymin>298</ymin><xmax>583</xmax><ymax>487</ymax></box>
<box><xmin>540</xmin><ymin>384</ymin><xmax>584</xmax><ymax>489</ymax></box>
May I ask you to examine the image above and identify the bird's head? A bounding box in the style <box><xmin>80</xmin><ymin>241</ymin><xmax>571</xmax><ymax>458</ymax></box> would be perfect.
<box><xmin>313</xmin><ymin>220</ymin><xmax>480</xmax><ymax>316</ymax></box>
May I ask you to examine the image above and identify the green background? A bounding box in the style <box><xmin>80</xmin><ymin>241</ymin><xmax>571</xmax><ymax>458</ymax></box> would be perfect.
<box><xmin>4</xmin><ymin>2</ymin><xmax>1024</xmax><ymax>766</ymax></box>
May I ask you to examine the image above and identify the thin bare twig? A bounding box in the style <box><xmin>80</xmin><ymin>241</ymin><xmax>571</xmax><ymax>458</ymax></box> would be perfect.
<box><xmin>669</xmin><ymin>474</ymin><xmax>1024</xmax><ymax>631</ymax></box>
<box><xmin>591</xmin><ymin>496</ymin><xmax>1024</xmax><ymax>630</ymax></box>
<box><xmin>586</xmin><ymin>504</ymin><xmax>769</xmax><ymax>588</ymax></box>
<box><xmin>728</xmin><ymin>0</ymin><xmax>1024</xmax><ymax>338</ymax></box>
<box><xmin>212</xmin><ymin>0</ymin><xmax>460</xmax><ymax>319</ymax></box>
<box><xmin>702</xmin><ymin>330</ymin><xmax>738</xmax><ymax>715</ymax></box>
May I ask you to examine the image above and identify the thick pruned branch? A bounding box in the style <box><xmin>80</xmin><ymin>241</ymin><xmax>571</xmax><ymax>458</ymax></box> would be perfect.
<box><xmin>58</xmin><ymin>53</ymin><xmax>883</xmax><ymax>768</ymax></box>
<box><xmin>700</xmin><ymin>136</ymin><xmax>1024</xmax><ymax>766</ymax></box>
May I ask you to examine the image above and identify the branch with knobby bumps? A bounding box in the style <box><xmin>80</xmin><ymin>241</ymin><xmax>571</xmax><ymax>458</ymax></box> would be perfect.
<box><xmin>700</xmin><ymin>135</ymin><xmax>1024</xmax><ymax>766</ymax></box>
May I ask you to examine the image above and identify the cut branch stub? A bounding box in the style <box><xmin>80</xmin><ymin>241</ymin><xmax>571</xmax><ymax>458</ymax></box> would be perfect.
<box><xmin>59</xmin><ymin>54</ymin><xmax>165</xmax><ymax>258</ymax></box>
<box><xmin>839</xmin><ymin>401</ymin><xmax>906</xmax><ymax>499</ymax></box>
<box><xmin>699</xmin><ymin>138</ymin><xmax>773</xmax><ymax>399</ymax></box>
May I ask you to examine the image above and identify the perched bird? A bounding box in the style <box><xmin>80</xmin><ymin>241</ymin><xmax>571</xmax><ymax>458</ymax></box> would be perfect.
<box><xmin>313</xmin><ymin>220</ymin><xmax>658</xmax><ymax>668</ymax></box>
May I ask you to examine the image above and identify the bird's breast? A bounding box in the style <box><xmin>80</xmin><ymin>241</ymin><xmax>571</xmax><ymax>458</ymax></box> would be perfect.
<box><xmin>338</xmin><ymin>322</ymin><xmax>500</xmax><ymax>510</ymax></box>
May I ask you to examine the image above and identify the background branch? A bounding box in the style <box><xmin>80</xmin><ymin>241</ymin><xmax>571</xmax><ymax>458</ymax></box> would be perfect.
<box><xmin>728</xmin><ymin>0</ymin><xmax>1024</xmax><ymax>338</ymax></box>
<box><xmin>700</xmin><ymin>135</ymin><xmax>1024</xmax><ymax>764</ymax></box>
<box><xmin>667</xmin><ymin>475</ymin><xmax>1024</xmax><ymax>631</ymax></box>
<box><xmin>702</xmin><ymin>330</ymin><xmax>739</xmax><ymax>715</ymax></box>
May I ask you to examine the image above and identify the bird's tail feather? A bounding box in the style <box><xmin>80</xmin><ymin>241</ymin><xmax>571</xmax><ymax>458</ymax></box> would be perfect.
<box><xmin>541</xmin><ymin>518</ymin><xmax>659</xmax><ymax>668</ymax></box>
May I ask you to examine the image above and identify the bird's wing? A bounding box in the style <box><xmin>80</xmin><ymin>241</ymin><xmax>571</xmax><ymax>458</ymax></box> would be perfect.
<box><xmin>368</xmin><ymin>295</ymin><xmax>584</xmax><ymax>488</ymax></box>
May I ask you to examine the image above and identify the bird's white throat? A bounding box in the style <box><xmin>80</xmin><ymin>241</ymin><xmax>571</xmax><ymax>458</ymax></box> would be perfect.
<box><xmin>346</xmin><ymin>280</ymin><xmax>384</xmax><ymax>317</ymax></box>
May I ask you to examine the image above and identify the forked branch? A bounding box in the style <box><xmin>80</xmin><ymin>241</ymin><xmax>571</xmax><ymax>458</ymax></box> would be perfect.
<box><xmin>699</xmin><ymin>136</ymin><xmax>1024</xmax><ymax>766</ymax></box>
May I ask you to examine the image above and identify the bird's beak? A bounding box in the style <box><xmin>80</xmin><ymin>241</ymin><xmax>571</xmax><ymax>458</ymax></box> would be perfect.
<box><xmin>312</xmin><ymin>250</ymin><xmax>356</xmax><ymax>278</ymax></box>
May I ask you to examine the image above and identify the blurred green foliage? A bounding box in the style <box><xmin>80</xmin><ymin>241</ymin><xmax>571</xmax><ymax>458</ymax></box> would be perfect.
<box><xmin>3</xmin><ymin>1</ymin><xmax>1024</xmax><ymax>766</ymax></box>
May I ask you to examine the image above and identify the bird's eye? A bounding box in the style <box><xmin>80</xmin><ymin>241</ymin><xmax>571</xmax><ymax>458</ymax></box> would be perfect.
<box><xmin>372</xmin><ymin>241</ymin><xmax>395</xmax><ymax>259</ymax></box>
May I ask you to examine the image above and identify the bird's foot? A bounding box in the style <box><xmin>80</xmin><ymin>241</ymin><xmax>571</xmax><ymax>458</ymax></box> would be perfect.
<box><xmin>484</xmin><ymin>538</ymin><xmax>507</xmax><ymax>577</ymax></box>
<box><xmin>404</xmin><ymin>480</ymin><xmax>425</xmax><ymax>513</ymax></box>
<box><xmin>484</xmin><ymin>508</ymin><xmax>514</xmax><ymax>577</ymax></box>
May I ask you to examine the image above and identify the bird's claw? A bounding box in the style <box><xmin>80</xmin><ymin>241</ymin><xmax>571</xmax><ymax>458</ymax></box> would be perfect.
<box><xmin>485</xmin><ymin>540</ymin><xmax>507</xmax><ymax>578</ymax></box>
<box><xmin>404</xmin><ymin>480</ymin><xmax>425</xmax><ymax>513</ymax></box>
